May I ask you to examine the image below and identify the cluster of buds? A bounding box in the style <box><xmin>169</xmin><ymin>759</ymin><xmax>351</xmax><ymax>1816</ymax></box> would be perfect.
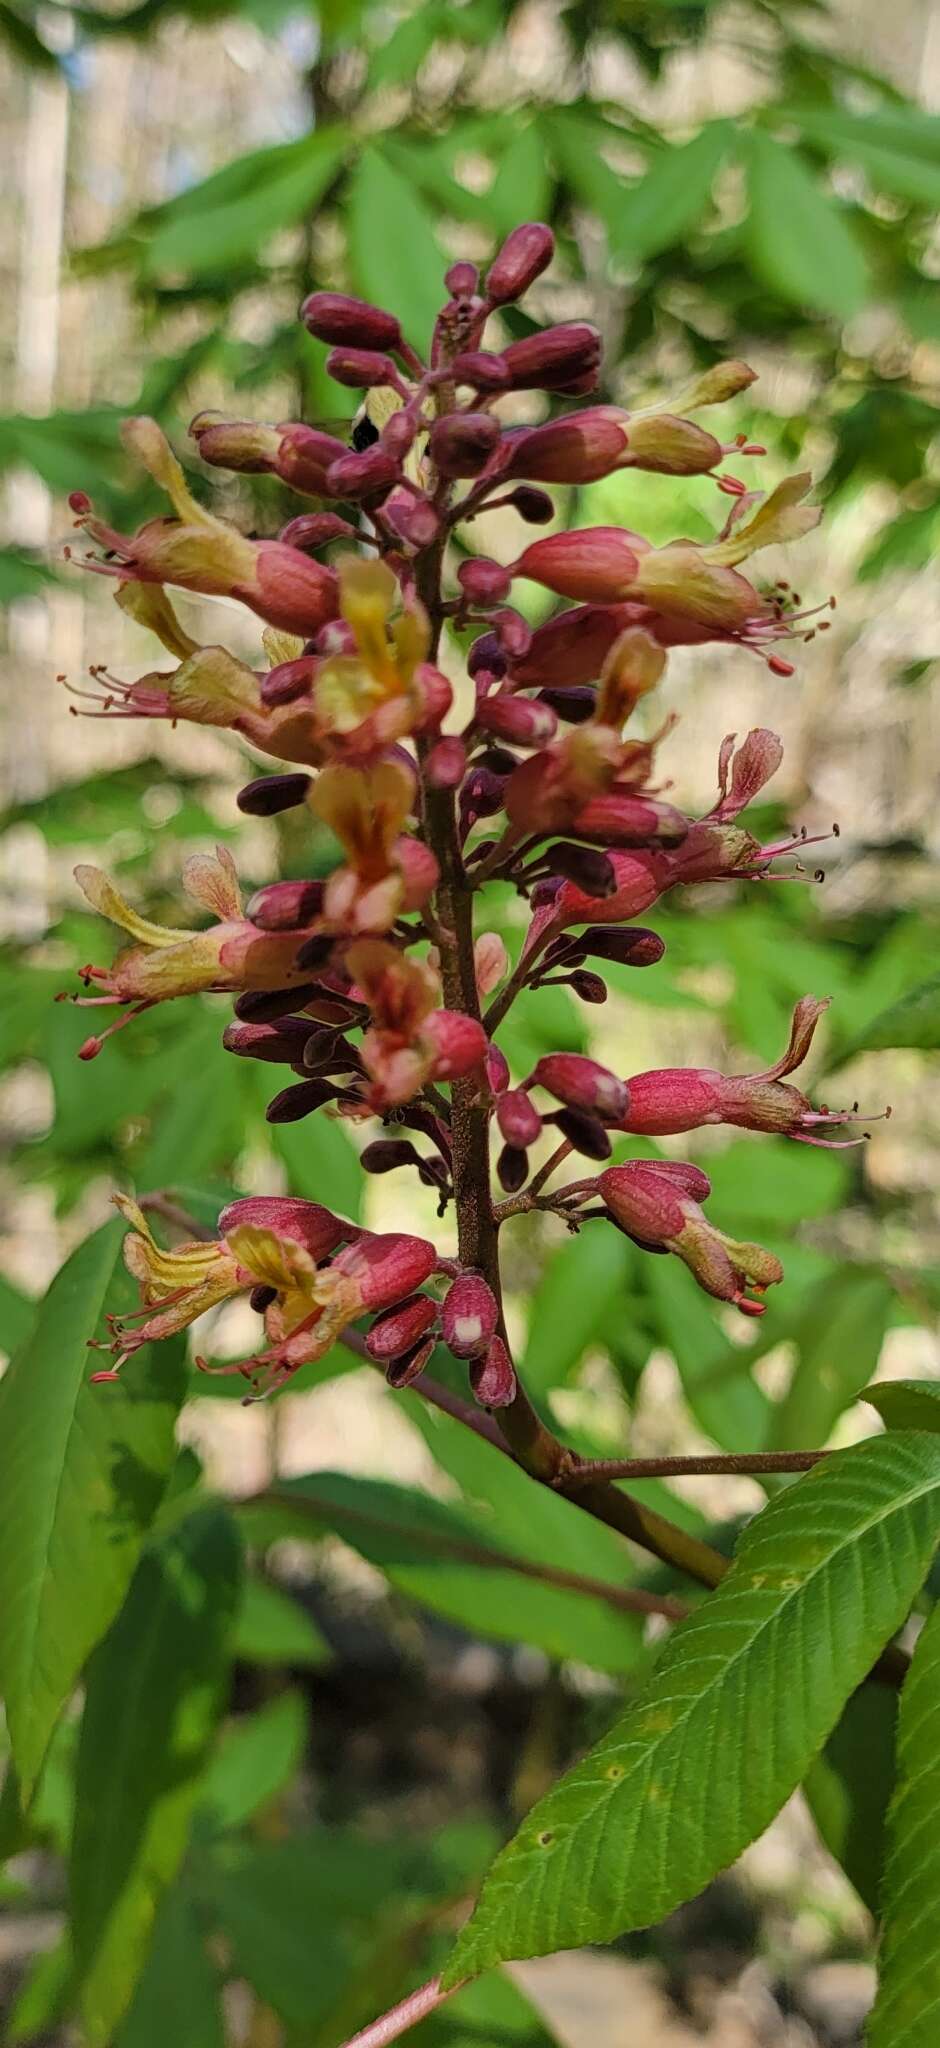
<box><xmin>64</xmin><ymin>221</ymin><xmax>875</xmax><ymax>1412</ymax></box>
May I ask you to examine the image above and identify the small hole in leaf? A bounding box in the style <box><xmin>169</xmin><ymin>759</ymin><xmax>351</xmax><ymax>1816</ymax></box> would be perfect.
<box><xmin>536</xmin><ymin>1830</ymin><xmax>555</xmax><ymax>1847</ymax></box>
<box><xmin>606</xmin><ymin>1764</ymin><xmax>623</xmax><ymax>1781</ymax></box>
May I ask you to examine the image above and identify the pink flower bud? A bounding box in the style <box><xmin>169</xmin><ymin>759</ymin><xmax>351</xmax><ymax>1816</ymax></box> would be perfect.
<box><xmin>218</xmin><ymin>1194</ymin><xmax>352</xmax><ymax>1263</ymax></box>
<box><xmin>382</xmin><ymin>487</ymin><xmax>440</xmax><ymax>550</ymax></box>
<box><xmin>486</xmin><ymin>1043</ymin><xmax>511</xmax><ymax>1094</ymax></box>
<box><xmin>530</xmin><ymin>1052</ymin><xmax>628</xmax><ymax>1122</ymax></box>
<box><xmin>476</xmin><ymin>693</ymin><xmax>557</xmax><ymax>744</ymax></box>
<box><xmin>571</xmin><ymin>792</ymin><xmax>689</xmax><ymax>848</ymax></box>
<box><xmin>426</xmin><ymin>736</ymin><xmax>467</xmax><ymax>788</ymax></box>
<box><xmin>245</xmin><ymin>879</ymin><xmax>324</xmax><ymax>930</ymax></box>
<box><xmin>620</xmin><ymin>1069</ymin><xmax>722</xmax><ymax>1135</ymax></box>
<box><xmin>442</xmin><ymin>1271</ymin><xmax>499</xmax><ymax>1358</ymax></box>
<box><xmin>512</xmin><ymin>602</ymin><xmax>644</xmax><ymax>689</ymax></box>
<box><xmin>512</xmin><ymin>528</ymin><xmax>639</xmax><ymax>603</ymax></box>
<box><xmin>453</xmin><ymin>350</ymin><xmax>512</xmax><ymax>392</ymax></box>
<box><xmin>276</xmin><ymin>424</ymin><xmax>351</xmax><ymax>494</ymax></box>
<box><xmin>504</xmin><ymin>410</ymin><xmax>628</xmax><ymax>485</ymax></box>
<box><xmin>470</xmin><ymin>1335</ymin><xmax>517</xmax><ymax>1408</ymax></box>
<box><xmin>382</xmin><ymin>410</ymin><xmax>418</xmax><ymax>460</ymax></box>
<box><xmin>430</xmin><ymin>412</ymin><xmax>502</xmax><ymax>477</ymax></box>
<box><xmin>496</xmin><ymin>1089</ymin><xmax>542</xmax><ymax>1148</ymax></box>
<box><xmin>334</xmin><ymin>1230</ymin><xmax>437</xmax><ymax>1312</ymax></box>
<box><xmin>278</xmin><ymin>513</ymin><xmax>356</xmax><ymax>553</ymax></box>
<box><xmin>501</xmin><ymin>324</ymin><xmax>601</xmax><ymax>393</ymax></box>
<box><xmin>326</xmin><ymin>447</ymin><xmax>401</xmax><ymax>499</ymax></box>
<box><xmin>325</xmin><ymin>347</ymin><xmax>401</xmax><ymax>389</ymax></box>
<box><xmin>421</xmin><ymin>1009</ymin><xmax>488</xmax><ymax>1079</ymax></box>
<box><xmin>492</xmin><ymin>608</ymin><xmax>532</xmax><ymax>659</ymax></box>
<box><xmin>445</xmin><ymin>261</ymin><xmax>480</xmax><ymax>296</ymax></box>
<box><xmin>485</xmin><ymin>223</ymin><xmax>555</xmax><ymax>305</ymax></box>
<box><xmin>237</xmin><ymin>772</ymin><xmax>312</xmax><ymax>816</ymax></box>
<box><xmin>251</xmin><ymin>542</ymin><xmax>340</xmax><ymax>636</ymax></box>
<box><xmin>366</xmin><ymin>1293</ymin><xmax>439</xmax><ymax>1360</ymax></box>
<box><xmin>395</xmin><ymin>835</ymin><xmax>441</xmax><ymax>911</ymax></box>
<box><xmin>300</xmin><ymin>291</ymin><xmax>402</xmax><ymax>352</ymax></box>
<box><xmin>458</xmin><ymin>557</ymin><xmax>512</xmax><ymax>605</ymax></box>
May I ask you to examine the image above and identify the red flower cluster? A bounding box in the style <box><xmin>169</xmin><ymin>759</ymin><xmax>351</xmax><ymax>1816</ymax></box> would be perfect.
<box><xmin>64</xmin><ymin>222</ymin><xmax>872</xmax><ymax>1401</ymax></box>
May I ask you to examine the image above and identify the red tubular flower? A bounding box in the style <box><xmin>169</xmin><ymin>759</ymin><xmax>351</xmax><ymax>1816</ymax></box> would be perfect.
<box><xmin>512</xmin><ymin>529</ymin><xmax>640</xmax><ymax>603</ymax></box>
<box><xmin>596</xmin><ymin>1162</ymin><xmax>783</xmax><ymax>1316</ymax></box>
<box><xmin>500</xmin><ymin>324</ymin><xmax>602</xmax><ymax>393</ymax></box>
<box><xmin>484</xmin><ymin>223</ymin><xmax>555</xmax><ymax>304</ymax></box>
<box><xmin>348</xmin><ymin>940</ymin><xmax>486</xmax><ymax>1109</ymax></box>
<box><xmin>529</xmin><ymin>1053</ymin><xmax>628</xmax><ymax>1123</ymax></box>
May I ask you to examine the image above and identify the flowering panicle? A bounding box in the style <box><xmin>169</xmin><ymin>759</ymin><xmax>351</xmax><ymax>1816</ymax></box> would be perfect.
<box><xmin>64</xmin><ymin>222</ymin><xmax>860</xmax><ymax>1411</ymax></box>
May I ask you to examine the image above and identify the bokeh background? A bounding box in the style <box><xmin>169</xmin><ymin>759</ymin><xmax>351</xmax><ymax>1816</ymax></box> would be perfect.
<box><xmin>2</xmin><ymin>0</ymin><xmax>940</xmax><ymax>2041</ymax></box>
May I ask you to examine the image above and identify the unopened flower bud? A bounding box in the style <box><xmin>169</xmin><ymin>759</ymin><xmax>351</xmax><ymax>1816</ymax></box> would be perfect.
<box><xmin>486</xmin><ymin>1044</ymin><xmax>511</xmax><ymax>1094</ymax></box>
<box><xmin>570</xmin><ymin>969</ymin><xmax>608</xmax><ymax>1003</ymax></box>
<box><xmin>513</xmin><ymin>528</ymin><xmax>638</xmax><ymax>603</ymax></box>
<box><xmin>382</xmin><ymin>487</ymin><xmax>440</xmax><ymax>549</ymax></box>
<box><xmin>237</xmin><ymin>772</ymin><xmax>312</xmax><ymax>816</ymax></box>
<box><xmin>276</xmin><ymin>424</ymin><xmax>351</xmax><ymax>494</ymax></box>
<box><xmin>496</xmin><ymin>1089</ymin><xmax>542</xmax><ymax>1148</ymax></box>
<box><xmin>361</xmin><ymin>1138</ymin><xmax>424</xmax><ymax>1175</ymax></box>
<box><xmin>295</xmin><ymin>933</ymin><xmax>342</xmax><ymax>972</ymax></box>
<box><xmin>430</xmin><ymin>412</ymin><xmax>502</xmax><ymax>477</ymax></box>
<box><xmin>222</xmin><ymin>1018</ymin><xmax>313</xmax><ymax>1064</ymax></box>
<box><xmin>476</xmin><ymin>693</ymin><xmax>557</xmax><ymax>744</ymax></box>
<box><xmin>245</xmin><ymin>879</ymin><xmax>325</xmax><ymax>930</ymax></box>
<box><xmin>531</xmin><ymin>1052</ymin><xmax>627</xmax><ymax>1122</ymax></box>
<box><xmin>505</xmin><ymin>486</ymin><xmax>555</xmax><ymax>524</ymax></box>
<box><xmin>501</xmin><ymin>324</ymin><xmax>601</xmax><ymax>393</ymax></box>
<box><xmin>326</xmin><ymin>347</ymin><xmax>401</xmax><ymax>389</ymax></box>
<box><xmin>445</xmin><ymin>260</ymin><xmax>480</xmax><ymax>297</ymax></box>
<box><xmin>497</xmin><ymin>1143</ymin><xmax>528</xmax><ymax>1192</ymax></box>
<box><xmin>278</xmin><ymin>512</ymin><xmax>356</xmax><ymax>553</ymax></box>
<box><xmin>458</xmin><ymin>557</ymin><xmax>512</xmax><ymax>606</ymax></box>
<box><xmin>538</xmin><ymin>686</ymin><xmax>596</xmax><ymax>724</ymax></box>
<box><xmin>261</xmin><ymin>655</ymin><xmax>318</xmax><ymax>707</ymax></box>
<box><xmin>326</xmin><ymin>446</ymin><xmax>401</xmax><ymax>499</ymax></box>
<box><xmin>233</xmin><ymin>984</ymin><xmax>322</xmax><ymax>1023</ymax></box>
<box><xmin>485</xmin><ymin>224</ymin><xmax>555</xmax><ymax>305</ymax></box>
<box><xmin>366</xmin><ymin>1293</ymin><xmax>439</xmax><ymax>1360</ymax></box>
<box><xmin>385</xmin><ymin>1336</ymin><xmax>436</xmax><ymax>1388</ymax></box>
<box><xmin>551</xmin><ymin>1107</ymin><xmax>611</xmax><ymax>1158</ymax></box>
<box><xmin>266</xmin><ymin>1077</ymin><xmax>343</xmax><ymax>1122</ymax></box>
<box><xmin>504</xmin><ymin>410</ymin><xmax>628</xmax><ymax>485</ymax></box>
<box><xmin>674</xmin><ymin>359</ymin><xmax>757</xmax><ymax>410</ymax></box>
<box><xmin>468</xmin><ymin>632</ymin><xmax>507</xmax><ymax>680</ymax></box>
<box><xmin>545</xmin><ymin>843</ymin><xmax>616</xmax><ymax>897</ymax></box>
<box><xmin>470</xmin><ymin>1335</ymin><xmax>517</xmax><ymax>1408</ymax></box>
<box><xmin>381</xmin><ymin>410</ymin><xmax>418</xmax><ymax>460</ymax></box>
<box><xmin>426</xmin><ymin>736</ymin><xmax>467</xmax><ymax>788</ymax></box>
<box><xmin>453</xmin><ymin>350</ymin><xmax>512</xmax><ymax>392</ymax></box>
<box><xmin>492</xmin><ymin>609</ymin><xmax>532</xmax><ymax>659</ymax></box>
<box><xmin>421</xmin><ymin>1009</ymin><xmax>488</xmax><ymax>1079</ymax></box>
<box><xmin>576</xmin><ymin>925</ymin><xmax>665</xmax><ymax>967</ymax></box>
<box><xmin>301</xmin><ymin>290</ymin><xmax>402</xmax><ymax>352</ymax></box>
<box><xmin>442</xmin><ymin>1271</ymin><xmax>499</xmax><ymax>1358</ymax></box>
<box><xmin>190</xmin><ymin>412</ymin><xmax>282</xmax><ymax>473</ymax></box>
<box><xmin>342</xmin><ymin>1230</ymin><xmax>438</xmax><ymax>1311</ymax></box>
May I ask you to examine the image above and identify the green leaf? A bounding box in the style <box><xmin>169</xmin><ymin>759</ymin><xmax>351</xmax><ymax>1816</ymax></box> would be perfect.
<box><xmin>71</xmin><ymin>1503</ymin><xmax>242</xmax><ymax>2046</ymax></box>
<box><xmin>0</xmin><ymin>1268</ymin><xmax>36</xmax><ymax>1356</ymax></box>
<box><xmin>745</xmin><ymin>131</ymin><xmax>869</xmax><ymax>320</ymax></box>
<box><xmin>805</xmin><ymin>1683</ymin><xmax>897</xmax><ymax>1916</ymax></box>
<box><xmin>611</xmin><ymin>123</ymin><xmax>730</xmax><ymax>264</ymax></box>
<box><xmin>839</xmin><ymin>973</ymin><xmax>940</xmax><ymax>1057</ymax></box>
<box><xmin>865</xmin><ymin>1381</ymin><xmax>940</xmax><ymax>1433</ymax></box>
<box><xmin>199</xmin><ymin>1690</ymin><xmax>307</xmax><ymax>1834</ymax></box>
<box><xmin>641</xmin><ymin>1256</ymin><xmax>770</xmax><ymax>1450</ymax></box>
<box><xmin>0</xmin><ymin>545</ymin><xmax>61</xmax><ymax>603</ymax></box>
<box><xmin>6</xmin><ymin>1935</ymin><xmax>73</xmax><ymax>2045</ymax></box>
<box><xmin>369</xmin><ymin>4</ymin><xmax>441</xmax><ymax>89</ymax></box>
<box><xmin>241</xmin><ymin>1465</ymin><xmax>644</xmax><ymax>1673</ymax></box>
<box><xmin>548</xmin><ymin>110</ymin><xmax>632</xmax><ymax>228</ymax></box>
<box><xmin>783</xmin><ymin>105</ymin><xmax>940</xmax><ymax>206</ymax></box>
<box><xmin>0</xmin><ymin>1222</ymin><xmax>186</xmax><ymax>1796</ymax></box>
<box><xmin>487</xmin><ymin>123</ymin><xmax>551</xmax><ymax>235</ymax></box>
<box><xmin>348</xmin><ymin>147</ymin><xmax>443</xmax><ymax>353</ymax></box>
<box><xmin>868</xmin><ymin>1600</ymin><xmax>940</xmax><ymax>2045</ymax></box>
<box><xmin>233</xmin><ymin>1570</ymin><xmax>329</xmax><ymax>1667</ymax></box>
<box><xmin>770</xmin><ymin>1271</ymin><xmax>893</xmax><ymax>1452</ymax></box>
<box><xmin>521</xmin><ymin>1227</ymin><xmax>634</xmax><ymax>1403</ymax></box>
<box><xmin>115</xmin><ymin>1887</ymin><xmax>223</xmax><ymax>2048</ymax></box>
<box><xmin>270</xmin><ymin>1096</ymin><xmax>363</xmax><ymax>1218</ymax></box>
<box><xmin>444</xmin><ymin>1434</ymin><xmax>940</xmax><ymax>1982</ymax></box>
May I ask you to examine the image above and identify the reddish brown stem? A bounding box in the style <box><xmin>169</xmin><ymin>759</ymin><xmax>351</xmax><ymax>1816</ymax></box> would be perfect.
<box><xmin>565</xmin><ymin>1450</ymin><xmax>829</xmax><ymax>1484</ymax></box>
<box><xmin>336</xmin><ymin>1974</ymin><xmax>458</xmax><ymax>2048</ymax></box>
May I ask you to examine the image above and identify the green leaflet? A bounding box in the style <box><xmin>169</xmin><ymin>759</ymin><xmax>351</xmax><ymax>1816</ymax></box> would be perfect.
<box><xmin>866</xmin><ymin>1382</ymin><xmax>940</xmax><ymax>1433</ymax></box>
<box><xmin>805</xmin><ymin>1683</ymin><xmax>897</xmax><ymax>1916</ymax></box>
<box><xmin>839</xmin><ymin>973</ymin><xmax>940</xmax><ymax>1057</ymax></box>
<box><xmin>609</xmin><ymin>123</ymin><xmax>730</xmax><ymax>264</ymax></box>
<box><xmin>348</xmin><ymin>148</ymin><xmax>443</xmax><ymax>352</ymax></box>
<box><xmin>868</xmin><ymin>1601</ymin><xmax>940</xmax><ymax>2044</ymax></box>
<box><xmin>70</xmin><ymin>1503</ymin><xmax>242</xmax><ymax>2046</ymax></box>
<box><xmin>745</xmin><ymin>131</ymin><xmax>869</xmax><ymax>320</ymax></box>
<box><xmin>444</xmin><ymin>1434</ymin><xmax>940</xmax><ymax>1982</ymax></box>
<box><xmin>769</xmin><ymin>1270</ymin><xmax>893</xmax><ymax>1452</ymax></box>
<box><xmin>0</xmin><ymin>1221</ymin><xmax>186</xmax><ymax>1796</ymax></box>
